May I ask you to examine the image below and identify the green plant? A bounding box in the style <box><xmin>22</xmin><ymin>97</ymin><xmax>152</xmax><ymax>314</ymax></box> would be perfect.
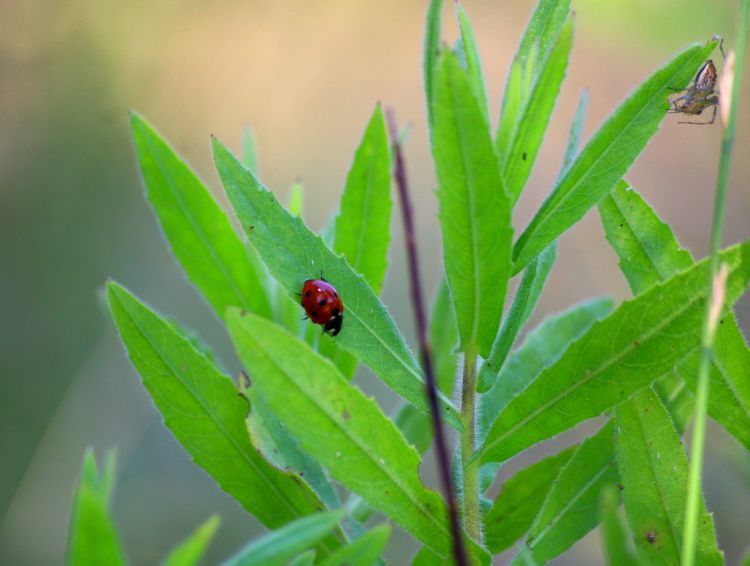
<box><xmin>68</xmin><ymin>0</ymin><xmax>750</xmax><ymax>564</ymax></box>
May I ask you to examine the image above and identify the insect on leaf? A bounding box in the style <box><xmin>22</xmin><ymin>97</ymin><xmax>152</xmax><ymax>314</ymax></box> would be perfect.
<box><xmin>513</xmin><ymin>38</ymin><xmax>719</xmax><ymax>273</ymax></box>
<box><xmin>212</xmin><ymin>138</ymin><xmax>461</xmax><ymax>429</ymax></box>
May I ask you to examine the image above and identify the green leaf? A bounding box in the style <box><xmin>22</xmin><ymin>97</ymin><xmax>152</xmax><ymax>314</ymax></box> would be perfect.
<box><xmin>66</xmin><ymin>449</ymin><xmax>126</xmax><ymax>566</ymax></box>
<box><xmin>599</xmin><ymin>484</ymin><xmax>638</xmax><ymax>566</ymax></box>
<box><xmin>107</xmin><ymin>282</ymin><xmax>336</xmax><ymax>539</ymax></box>
<box><xmin>221</xmin><ymin>511</ymin><xmax>344</xmax><ymax>566</ymax></box>
<box><xmin>496</xmin><ymin>0</ymin><xmax>570</xmax><ymax>187</ymax></box>
<box><xmin>212</xmin><ymin>138</ymin><xmax>461</xmax><ymax>429</ymax></box>
<box><xmin>240</xmin><ymin>376</ymin><xmax>341</xmax><ymax>512</ymax></box>
<box><xmin>477</xmin><ymin>243</ymin><xmax>558</xmax><ymax>392</ymax></box>
<box><xmin>226</xmin><ymin>311</ymin><xmax>488</xmax><ymax>564</ymax></box>
<box><xmin>433</xmin><ymin>49</ymin><xmax>513</xmax><ymax>357</ymax></box>
<box><xmin>512</xmin><ymin>39</ymin><xmax>718</xmax><ymax>273</ymax></box>
<box><xmin>320</xmin><ymin>105</ymin><xmax>393</xmax><ymax>380</ymax></box>
<box><xmin>130</xmin><ymin>113</ymin><xmax>271</xmax><ymax>319</ymax></box>
<box><xmin>478</xmin><ymin>297</ymin><xmax>613</xmax><ymax>441</ymax></box>
<box><xmin>511</xmin><ymin>422</ymin><xmax>618</xmax><ymax>565</ymax></box>
<box><xmin>162</xmin><ymin>515</ymin><xmax>221</xmax><ymax>566</ymax></box>
<box><xmin>558</xmin><ymin>89</ymin><xmax>588</xmax><ymax>179</ymax></box>
<box><xmin>411</xmin><ymin>546</ymin><xmax>451</xmax><ymax>566</ymax></box>
<box><xmin>500</xmin><ymin>14</ymin><xmax>574</xmax><ymax>202</ymax></box>
<box><xmin>475</xmin><ymin>241</ymin><xmax>750</xmax><ymax>465</ymax></box>
<box><xmin>276</xmin><ymin>181</ymin><xmax>307</xmax><ymax>337</ymax></box>
<box><xmin>483</xmin><ymin>446</ymin><xmax>575</xmax><ymax>554</ymax></box>
<box><xmin>424</xmin><ymin>0</ymin><xmax>444</xmax><ymax>128</ymax></box>
<box><xmin>455</xmin><ymin>4</ymin><xmax>489</xmax><ymax>122</ymax></box>
<box><xmin>599</xmin><ymin>181</ymin><xmax>750</xmax><ymax>450</ymax></box>
<box><xmin>614</xmin><ymin>389</ymin><xmax>723</xmax><ymax>565</ymax></box>
<box><xmin>319</xmin><ymin>524</ymin><xmax>391</xmax><ymax>566</ymax></box>
<box><xmin>333</xmin><ymin>105</ymin><xmax>392</xmax><ymax>295</ymax></box>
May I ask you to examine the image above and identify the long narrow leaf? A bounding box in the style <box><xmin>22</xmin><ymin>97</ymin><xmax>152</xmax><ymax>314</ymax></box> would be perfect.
<box><xmin>433</xmin><ymin>49</ymin><xmax>512</xmax><ymax>357</ymax></box>
<box><xmin>512</xmin><ymin>39</ymin><xmax>718</xmax><ymax>272</ymax></box>
<box><xmin>483</xmin><ymin>446</ymin><xmax>575</xmax><ymax>554</ymax></box>
<box><xmin>477</xmin><ymin>243</ymin><xmax>558</xmax><ymax>392</ymax></box>
<box><xmin>502</xmin><ymin>15</ymin><xmax>574</xmax><ymax>201</ymax></box>
<box><xmin>615</xmin><ymin>389</ymin><xmax>723</xmax><ymax>565</ymax></box>
<box><xmin>107</xmin><ymin>282</ymin><xmax>337</xmax><ymax>543</ymax></box>
<box><xmin>599</xmin><ymin>181</ymin><xmax>750</xmax><ymax>450</ymax></box>
<box><xmin>66</xmin><ymin>450</ymin><xmax>125</xmax><ymax>566</ymax></box>
<box><xmin>222</xmin><ymin>511</ymin><xmax>344</xmax><ymax>566</ymax></box>
<box><xmin>130</xmin><ymin>113</ymin><xmax>271</xmax><ymax>319</ymax></box>
<box><xmin>599</xmin><ymin>485</ymin><xmax>638</xmax><ymax>566</ymax></box>
<box><xmin>162</xmin><ymin>515</ymin><xmax>221</xmax><ymax>566</ymax></box>
<box><xmin>226</xmin><ymin>311</ymin><xmax>488</xmax><ymax>564</ymax></box>
<box><xmin>475</xmin><ymin>241</ymin><xmax>750</xmax><ymax>465</ymax></box>
<box><xmin>511</xmin><ymin>422</ymin><xmax>617</xmax><ymax>564</ymax></box>
<box><xmin>456</xmin><ymin>4</ymin><xmax>489</xmax><ymax>122</ymax></box>
<box><xmin>424</xmin><ymin>0</ymin><xmax>444</xmax><ymax>128</ymax></box>
<box><xmin>319</xmin><ymin>524</ymin><xmax>391</xmax><ymax>566</ymax></box>
<box><xmin>212</xmin><ymin>138</ymin><xmax>461</xmax><ymax>429</ymax></box>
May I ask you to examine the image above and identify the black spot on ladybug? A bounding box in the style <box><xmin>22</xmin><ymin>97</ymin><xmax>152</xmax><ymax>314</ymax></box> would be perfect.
<box><xmin>333</xmin><ymin>291</ymin><xmax>338</xmax><ymax>297</ymax></box>
<box><xmin>318</xmin><ymin>298</ymin><xmax>327</xmax><ymax>306</ymax></box>
<box><xmin>646</xmin><ymin>530</ymin><xmax>657</xmax><ymax>543</ymax></box>
<box><xmin>522</xmin><ymin>152</ymin><xmax>528</xmax><ymax>161</ymax></box>
<box><xmin>305</xmin><ymin>290</ymin><xmax>311</xmax><ymax>298</ymax></box>
<box><xmin>311</xmin><ymin>309</ymin><xmax>318</xmax><ymax>317</ymax></box>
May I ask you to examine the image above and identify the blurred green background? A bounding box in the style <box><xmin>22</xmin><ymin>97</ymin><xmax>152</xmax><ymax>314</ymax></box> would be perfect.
<box><xmin>1</xmin><ymin>0</ymin><xmax>749</xmax><ymax>564</ymax></box>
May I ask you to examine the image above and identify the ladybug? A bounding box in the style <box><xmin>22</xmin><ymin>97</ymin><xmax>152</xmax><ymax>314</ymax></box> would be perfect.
<box><xmin>300</xmin><ymin>277</ymin><xmax>344</xmax><ymax>336</ymax></box>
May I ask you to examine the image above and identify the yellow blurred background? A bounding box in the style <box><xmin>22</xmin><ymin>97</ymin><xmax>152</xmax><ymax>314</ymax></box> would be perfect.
<box><xmin>1</xmin><ymin>0</ymin><xmax>749</xmax><ymax>564</ymax></box>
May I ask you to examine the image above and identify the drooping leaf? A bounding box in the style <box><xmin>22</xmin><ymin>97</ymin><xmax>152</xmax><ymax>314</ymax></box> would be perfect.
<box><xmin>455</xmin><ymin>3</ymin><xmax>490</xmax><ymax>122</ymax></box>
<box><xmin>477</xmin><ymin>297</ymin><xmax>613</xmax><ymax>441</ymax></box>
<box><xmin>221</xmin><ymin>511</ymin><xmax>344</xmax><ymax>566</ymax></box>
<box><xmin>475</xmin><ymin>241</ymin><xmax>750</xmax><ymax>465</ymax></box>
<box><xmin>483</xmin><ymin>446</ymin><xmax>575</xmax><ymax>554</ymax></box>
<box><xmin>130</xmin><ymin>113</ymin><xmax>271</xmax><ymax>319</ymax></box>
<box><xmin>226</xmin><ymin>311</ymin><xmax>488</xmax><ymax>564</ymax></box>
<box><xmin>512</xmin><ymin>39</ymin><xmax>718</xmax><ymax>273</ymax></box>
<box><xmin>501</xmin><ymin>14</ymin><xmax>574</xmax><ymax>202</ymax></box>
<box><xmin>614</xmin><ymin>389</ymin><xmax>723</xmax><ymax>565</ymax></box>
<box><xmin>424</xmin><ymin>0</ymin><xmax>444</xmax><ymax>128</ymax></box>
<box><xmin>433</xmin><ymin>49</ymin><xmax>512</xmax><ymax>357</ymax></box>
<box><xmin>107</xmin><ymin>282</ymin><xmax>337</xmax><ymax>546</ymax></box>
<box><xmin>162</xmin><ymin>515</ymin><xmax>221</xmax><ymax>566</ymax></box>
<box><xmin>477</xmin><ymin>243</ymin><xmax>558</xmax><ymax>392</ymax></box>
<box><xmin>319</xmin><ymin>524</ymin><xmax>391</xmax><ymax>566</ymax></box>
<box><xmin>510</xmin><ymin>422</ymin><xmax>618</xmax><ymax>565</ymax></box>
<box><xmin>66</xmin><ymin>449</ymin><xmax>125</xmax><ymax>566</ymax></box>
<box><xmin>599</xmin><ymin>181</ymin><xmax>750</xmax><ymax>450</ymax></box>
<box><xmin>599</xmin><ymin>484</ymin><xmax>638</xmax><ymax>566</ymax></box>
<box><xmin>212</xmin><ymin>138</ymin><xmax>460</xmax><ymax>429</ymax></box>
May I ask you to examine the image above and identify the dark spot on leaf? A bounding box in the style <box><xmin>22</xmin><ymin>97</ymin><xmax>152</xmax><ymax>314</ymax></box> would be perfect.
<box><xmin>633</xmin><ymin>340</ymin><xmax>640</xmax><ymax>347</ymax></box>
<box><xmin>522</xmin><ymin>152</ymin><xmax>528</xmax><ymax>161</ymax></box>
<box><xmin>299</xmin><ymin>471</ymin><xmax>304</xmax><ymax>477</ymax></box>
<box><xmin>619</xmin><ymin>223</ymin><xmax>624</xmax><ymax>228</ymax></box>
<box><xmin>248</xmin><ymin>225</ymin><xmax>255</xmax><ymax>231</ymax></box>
<box><xmin>240</xmin><ymin>310</ymin><xmax>247</xmax><ymax>317</ymax></box>
<box><xmin>617</xmin><ymin>483</ymin><xmax>624</xmax><ymax>491</ymax></box>
<box><xmin>646</xmin><ymin>530</ymin><xmax>657</xmax><ymax>543</ymax></box>
<box><xmin>342</xmin><ymin>409</ymin><xmax>350</xmax><ymax>420</ymax></box>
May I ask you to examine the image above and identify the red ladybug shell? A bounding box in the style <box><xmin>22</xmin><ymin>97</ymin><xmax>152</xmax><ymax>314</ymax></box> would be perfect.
<box><xmin>301</xmin><ymin>278</ymin><xmax>344</xmax><ymax>336</ymax></box>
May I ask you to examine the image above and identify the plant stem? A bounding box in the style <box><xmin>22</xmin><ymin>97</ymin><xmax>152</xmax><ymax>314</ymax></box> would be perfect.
<box><xmin>681</xmin><ymin>10</ymin><xmax>748</xmax><ymax>566</ymax></box>
<box><xmin>385</xmin><ymin>108</ymin><xmax>468</xmax><ymax>566</ymax></box>
<box><xmin>460</xmin><ymin>346</ymin><xmax>480</xmax><ymax>542</ymax></box>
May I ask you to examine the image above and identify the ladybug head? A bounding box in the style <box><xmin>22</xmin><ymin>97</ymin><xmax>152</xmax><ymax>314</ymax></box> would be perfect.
<box><xmin>323</xmin><ymin>311</ymin><xmax>343</xmax><ymax>336</ymax></box>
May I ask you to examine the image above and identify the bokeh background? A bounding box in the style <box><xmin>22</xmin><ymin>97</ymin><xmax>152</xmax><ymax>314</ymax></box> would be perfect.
<box><xmin>1</xmin><ymin>0</ymin><xmax>749</xmax><ymax>564</ymax></box>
